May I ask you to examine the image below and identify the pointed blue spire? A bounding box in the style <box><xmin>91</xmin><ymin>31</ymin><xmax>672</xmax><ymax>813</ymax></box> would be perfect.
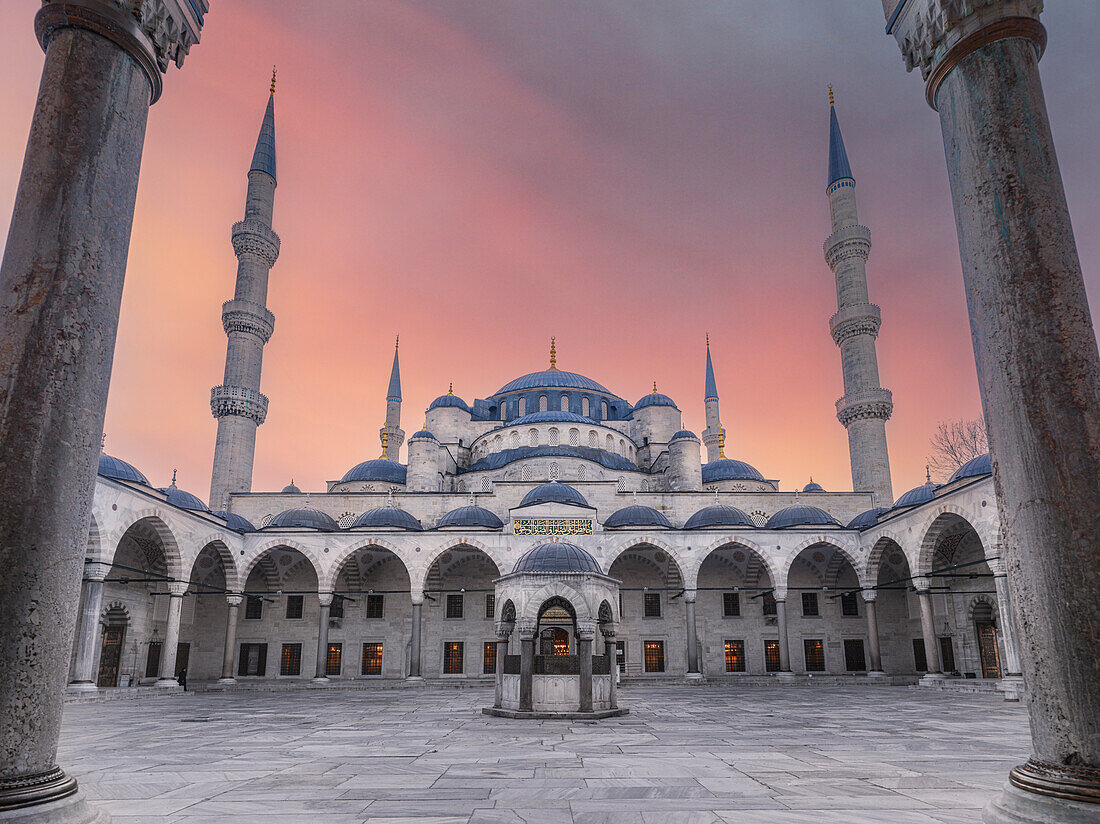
<box><xmin>386</xmin><ymin>337</ymin><xmax>401</xmax><ymax>401</ymax></box>
<box><xmin>827</xmin><ymin>100</ymin><xmax>853</xmax><ymax>188</ymax></box>
<box><xmin>705</xmin><ymin>336</ymin><xmax>719</xmax><ymax>402</ymax></box>
<box><xmin>250</xmin><ymin>91</ymin><xmax>276</xmax><ymax>182</ymax></box>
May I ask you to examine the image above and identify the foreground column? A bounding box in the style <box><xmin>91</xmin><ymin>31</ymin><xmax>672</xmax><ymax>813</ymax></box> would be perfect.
<box><xmin>774</xmin><ymin>591</ymin><xmax>792</xmax><ymax>675</ymax></box>
<box><xmin>156</xmin><ymin>583</ymin><xmax>187</xmax><ymax>687</ymax></box>
<box><xmin>312</xmin><ymin>592</ymin><xmax>332</xmax><ymax>683</ymax></box>
<box><xmin>603</xmin><ymin>632</ymin><xmax>618</xmax><ymax>710</ymax></box>
<box><xmin>887</xmin><ymin>4</ymin><xmax>1100</xmax><ymax>817</ymax></box>
<box><xmin>218</xmin><ymin>594</ymin><xmax>242</xmax><ymax>683</ymax></box>
<box><xmin>577</xmin><ymin>625</ymin><xmax>594</xmax><ymax>713</ymax></box>
<box><xmin>68</xmin><ymin>562</ymin><xmax>110</xmax><ymax>692</ymax></box>
<box><xmin>914</xmin><ymin>579</ymin><xmax>943</xmax><ymax>680</ymax></box>
<box><xmin>683</xmin><ymin>591</ymin><xmax>701</xmax><ymax>679</ymax></box>
<box><xmin>0</xmin><ymin>3</ymin><xmax>202</xmax><ymax>819</ymax></box>
<box><xmin>407</xmin><ymin>599</ymin><xmax>423</xmax><ymax>679</ymax></box>
<box><xmin>863</xmin><ymin>592</ymin><xmax>884</xmax><ymax>676</ymax></box>
<box><xmin>518</xmin><ymin>621</ymin><xmax>536</xmax><ymax>712</ymax></box>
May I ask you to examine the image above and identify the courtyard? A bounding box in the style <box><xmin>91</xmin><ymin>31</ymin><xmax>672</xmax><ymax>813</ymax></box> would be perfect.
<box><xmin>58</xmin><ymin>684</ymin><xmax>1030</xmax><ymax>823</ymax></box>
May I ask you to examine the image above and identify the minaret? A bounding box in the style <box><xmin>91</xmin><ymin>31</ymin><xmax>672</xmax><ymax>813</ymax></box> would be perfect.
<box><xmin>701</xmin><ymin>335</ymin><xmax>723</xmax><ymax>463</ymax></box>
<box><xmin>379</xmin><ymin>336</ymin><xmax>405</xmax><ymax>458</ymax></box>
<box><xmin>209</xmin><ymin>72</ymin><xmax>281</xmax><ymax>510</ymax></box>
<box><xmin>823</xmin><ymin>90</ymin><xmax>893</xmax><ymax>505</ymax></box>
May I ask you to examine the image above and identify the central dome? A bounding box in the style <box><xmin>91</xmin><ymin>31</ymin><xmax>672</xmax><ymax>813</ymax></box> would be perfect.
<box><xmin>495</xmin><ymin>369</ymin><xmax>611</xmax><ymax>395</ymax></box>
<box><xmin>513</xmin><ymin>542</ymin><xmax>601</xmax><ymax>574</ymax></box>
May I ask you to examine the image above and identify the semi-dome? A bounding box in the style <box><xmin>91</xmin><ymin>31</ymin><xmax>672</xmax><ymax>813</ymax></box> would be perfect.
<box><xmin>281</xmin><ymin>481</ymin><xmax>302</xmax><ymax>494</ymax></box>
<box><xmin>97</xmin><ymin>454</ymin><xmax>150</xmax><ymax>486</ymax></box>
<box><xmin>508</xmin><ymin>411</ymin><xmax>596</xmax><ymax>426</ymax></box>
<box><xmin>496</xmin><ymin>370</ymin><xmax>611</xmax><ymax>395</ymax></box>
<box><xmin>513</xmin><ymin>541</ymin><xmax>601</xmax><ymax>574</ymax></box>
<box><xmin>350</xmin><ymin>507</ymin><xmax>422</xmax><ymax>531</ymax></box>
<box><xmin>893</xmin><ymin>480</ymin><xmax>940</xmax><ymax>509</ymax></box>
<box><xmin>702</xmin><ymin>458</ymin><xmax>766</xmax><ymax>484</ymax></box>
<box><xmin>802</xmin><ymin>480</ymin><xmax>825</xmax><ymax>493</ymax></box>
<box><xmin>428</xmin><ymin>394</ymin><xmax>471</xmax><ymax>413</ymax></box>
<box><xmin>518</xmin><ymin>482</ymin><xmax>590</xmax><ymax>509</ymax></box>
<box><xmin>437</xmin><ymin>505</ymin><xmax>504</xmax><ymax>530</ymax></box>
<box><xmin>266</xmin><ymin>507</ymin><xmax>338</xmax><ymax>531</ymax></box>
<box><xmin>603</xmin><ymin>505</ymin><xmax>672</xmax><ymax>529</ymax></box>
<box><xmin>159</xmin><ymin>481</ymin><xmax>209</xmax><ymax>513</ymax></box>
<box><xmin>847</xmin><ymin>507</ymin><xmax>890</xmax><ymax>530</ymax></box>
<box><xmin>684</xmin><ymin>504</ymin><xmax>755</xmax><ymax>529</ymax></box>
<box><xmin>765</xmin><ymin>504</ymin><xmax>842</xmax><ymax>529</ymax></box>
<box><xmin>340</xmin><ymin>459</ymin><xmax>408</xmax><ymax>485</ymax></box>
<box><xmin>670</xmin><ymin>429</ymin><xmax>698</xmax><ymax>442</ymax></box>
<box><xmin>633</xmin><ymin>392</ymin><xmax>678</xmax><ymax>411</ymax></box>
<box><xmin>213</xmin><ymin>511</ymin><xmax>256</xmax><ymax>533</ymax></box>
<box><xmin>409</xmin><ymin>430</ymin><xmax>437</xmax><ymax>441</ymax></box>
<box><xmin>948</xmin><ymin>453</ymin><xmax>992</xmax><ymax>484</ymax></box>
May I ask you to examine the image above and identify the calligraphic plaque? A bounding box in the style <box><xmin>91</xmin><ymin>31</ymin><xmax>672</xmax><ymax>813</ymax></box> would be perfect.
<box><xmin>514</xmin><ymin>518</ymin><xmax>593</xmax><ymax>536</ymax></box>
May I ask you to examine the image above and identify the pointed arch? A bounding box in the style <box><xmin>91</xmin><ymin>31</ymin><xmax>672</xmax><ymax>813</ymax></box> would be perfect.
<box><xmin>417</xmin><ymin>539</ymin><xmax>502</xmax><ymax>594</ymax></box>
<box><xmin>189</xmin><ymin>537</ymin><xmax>241</xmax><ymax>592</ymax></box>
<box><xmin>696</xmin><ymin>536</ymin><xmax>777</xmax><ymax>591</ymax></box>
<box><xmin>916</xmin><ymin>506</ymin><xmax>994</xmax><ymax>577</ymax></box>
<box><xmin>604</xmin><ymin>535</ymin><xmax>688</xmax><ymax>588</ymax></box>
<box><xmin>242</xmin><ymin>539</ymin><xmax>322</xmax><ymax>588</ymax></box>
<box><xmin>782</xmin><ymin>536</ymin><xmax>864</xmax><ymax>590</ymax></box>
<box><xmin>519</xmin><ymin>580</ymin><xmax>592</xmax><ymax>622</ymax></box>
<box><xmin>107</xmin><ymin>512</ymin><xmax>184</xmax><ymax>580</ymax></box>
<box><xmin>324</xmin><ymin>536</ymin><xmax>409</xmax><ymax>592</ymax></box>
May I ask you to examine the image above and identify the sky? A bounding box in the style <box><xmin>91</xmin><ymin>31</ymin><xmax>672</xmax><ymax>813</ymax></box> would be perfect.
<box><xmin>0</xmin><ymin>1</ymin><xmax>1096</xmax><ymax>500</ymax></box>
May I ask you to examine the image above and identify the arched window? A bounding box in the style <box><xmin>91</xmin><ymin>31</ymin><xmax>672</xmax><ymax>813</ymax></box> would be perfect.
<box><xmin>560</xmin><ymin>394</ymin><xmax>569</xmax><ymax>412</ymax></box>
<box><xmin>482</xmin><ymin>478</ymin><xmax>492</xmax><ymax>492</ymax></box>
<box><xmin>518</xmin><ymin>397</ymin><xmax>526</xmax><ymax>416</ymax></box>
<box><xmin>549</xmin><ymin>428</ymin><xmax>559</xmax><ymax>446</ymax></box>
<box><xmin>588</xmin><ymin>431</ymin><xmax>597</xmax><ymax>447</ymax></box>
<box><xmin>549</xmin><ymin>462</ymin><xmax>559</xmax><ymax>481</ymax></box>
<box><xmin>619</xmin><ymin>439</ymin><xmax>626</xmax><ymax>456</ymax></box>
<box><xmin>511</xmin><ymin>431</ymin><xmax>519</xmax><ymax>449</ymax></box>
<box><xmin>568</xmin><ymin>428</ymin><xmax>579</xmax><ymax>446</ymax></box>
<box><xmin>641</xmin><ymin>479</ymin><xmax>649</xmax><ymax>492</ymax></box>
<box><xmin>617</xmin><ymin>476</ymin><xmax>626</xmax><ymax>492</ymax></box>
<box><xmin>606</xmin><ymin>434</ymin><xmax>614</xmax><ymax>451</ymax></box>
<box><xmin>501</xmin><ymin>405</ymin><xmax>506</xmax><ymax>421</ymax></box>
<box><xmin>529</xmin><ymin>429</ymin><xmax>538</xmax><ymax>447</ymax></box>
<box><xmin>601</xmin><ymin>401</ymin><xmax>608</xmax><ymax>419</ymax></box>
<box><xmin>539</xmin><ymin>395</ymin><xmax>548</xmax><ymax>412</ymax></box>
<box><xmin>578</xmin><ymin>464</ymin><xmax>587</xmax><ymax>481</ymax></box>
<box><xmin>582</xmin><ymin>397</ymin><xmax>590</xmax><ymax>418</ymax></box>
<box><xmin>521</xmin><ymin>465</ymin><xmax>533</xmax><ymax>482</ymax></box>
<box><xmin>494</xmin><ymin>434</ymin><xmax>503</xmax><ymax>449</ymax></box>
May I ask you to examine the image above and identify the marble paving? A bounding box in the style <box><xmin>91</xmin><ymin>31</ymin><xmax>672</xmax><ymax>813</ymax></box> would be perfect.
<box><xmin>57</xmin><ymin>684</ymin><xmax>1030</xmax><ymax>823</ymax></box>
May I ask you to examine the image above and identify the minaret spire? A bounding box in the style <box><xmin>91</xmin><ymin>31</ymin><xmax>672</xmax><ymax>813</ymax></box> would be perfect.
<box><xmin>823</xmin><ymin>95</ymin><xmax>894</xmax><ymax>504</ymax></box>
<box><xmin>381</xmin><ymin>335</ymin><xmax>405</xmax><ymax>458</ymax></box>
<box><xmin>701</xmin><ymin>335</ymin><xmax>723</xmax><ymax>463</ymax></box>
<box><xmin>209</xmin><ymin>81</ymin><xmax>281</xmax><ymax>509</ymax></box>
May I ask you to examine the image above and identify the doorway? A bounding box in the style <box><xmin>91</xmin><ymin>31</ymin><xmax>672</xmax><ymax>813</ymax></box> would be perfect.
<box><xmin>973</xmin><ymin>601</ymin><xmax>1001</xmax><ymax>679</ymax></box>
<box><xmin>97</xmin><ymin>625</ymin><xmax>125</xmax><ymax>687</ymax></box>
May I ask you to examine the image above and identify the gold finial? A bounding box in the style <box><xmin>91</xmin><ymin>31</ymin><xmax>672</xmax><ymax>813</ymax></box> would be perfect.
<box><xmin>705</xmin><ymin>332</ymin><xmax>709</xmax><ymax>348</ymax></box>
<box><xmin>718</xmin><ymin>428</ymin><xmax>726</xmax><ymax>460</ymax></box>
<box><xmin>448</xmin><ymin>382</ymin><xmax>453</xmax><ymax>395</ymax></box>
<box><xmin>653</xmin><ymin>381</ymin><xmax>658</xmax><ymax>393</ymax></box>
<box><xmin>926</xmin><ymin>464</ymin><xmax>931</xmax><ymax>484</ymax></box>
<box><xmin>395</xmin><ymin>334</ymin><xmax>399</xmax><ymax>350</ymax></box>
<box><xmin>549</xmin><ymin>337</ymin><xmax>557</xmax><ymax>370</ymax></box>
<box><xmin>381</xmin><ymin>429</ymin><xmax>389</xmax><ymax>460</ymax></box>
<box><xmin>270</xmin><ymin>66</ymin><xmax>277</xmax><ymax>94</ymax></box>
<box><xmin>828</xmin><ymin>84</ymin><xmax>834</xmax><ymax>107</ymax></box>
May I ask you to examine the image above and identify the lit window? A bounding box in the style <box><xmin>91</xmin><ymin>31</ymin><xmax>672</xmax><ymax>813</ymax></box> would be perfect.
<box><xmin>446</xmin><ymin>594</ymin><xmax>464</xmax><ymax>619</ymax></box>
<box><xmin>285</xmin><ymin>595</ymin><xmax>303</xmax><ymax>619</ymax></box>
<box><xmin>361</xmin><ymin>642</ymin><xmax>383</xmax><ymax>675</ymax></box>
<box><xmin>802</xmin><ymin>592</ymin><xmax>819</xmax><ymax>617</ymax></box>
<box><xmin>485</xmin><ymin>593</ymin><xmax>495</xmax><ymax>619</ymax></box>
<box><xmin>643</xmin><ymin>593</ymin><xmax>661</xmax><ymax>618</ymax></box>
<box><xmin>365</xmin><ymin>594</ymin><xmax>384</xmax><ymax>619</ymax></box>
<box><xmin>325</xmin><ymin>643</ymin><xmax>342</xmax><ymax>676</ymax></box>
<box><xmin>245</xmin><ymin>596</ymin><xmax>262</xmax><ymax>619</ymax></box>
<box><xmin>841</xmin><ymin>592</ymin><xmax>859</xmax><ymax>616</ymax></box>
<box><xmin>483</xmin><ymin>641</ymin><xmax>497</xmax><ymax>674</ymax></box>
<box><xmin>803</xmin><ymin>638</ymin><xmax>826</xmax><ymax>672</ymax></box>
<box><xmin>723</xmin><ymin>592</ymin><xmax>740</xmax><ymax>617</ymax></box>
<box><xmin>764</xmin><ymin>640</ymin><xmax>781</xmax><ymax>672</ymax></box>
<box><xmin>280</xmin><ymin>643</ymin><xmax>302</xmax><ymax>676</ymax></box>
<box><xmin>643</xmin><ymin>640</ymin><xmax>665</xmax><ymax>673</ymax></box>
<box><xmin>443</xmin><ymin>641</ymin><xmax>464</xmax><ymax>674</ymax></box>
<box><xmin>724</xmin><ymin>640</ymin><xmax>745</xmax><ymax>672</ymax></box>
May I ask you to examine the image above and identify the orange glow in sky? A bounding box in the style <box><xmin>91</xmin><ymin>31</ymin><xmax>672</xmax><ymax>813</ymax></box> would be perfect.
<box><xmin>0</xmin><ymin>2</ymin><xmax>1096</xmax><ymax>501</ymax></box>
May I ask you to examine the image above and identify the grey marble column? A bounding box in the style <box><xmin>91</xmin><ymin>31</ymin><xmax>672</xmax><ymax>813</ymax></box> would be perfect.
<box><xmin>408</xmin><ymin>600</ymin><xmax>423</xmax><ymax>679</ymax></box>
<box><xmin>775</xmin><ymin>592</ymin><xmax>792</xmax><ymax>673</ymax></box>
<box><xmin>519</xmin><ymin>633</ymin><xmax>535</xmax><ymax>712</ymax></box>
<box><xmin>156</xmin><ymin>584</ymin><xmax>186</xmax><ymax>687</ymax></box>
<box><xmin>493</xmin><ymin>631</ymin><xmax>510</xmax><ymax>709</ymax></box>
<box><xmin>863</xmin><ymin>593</ymin><xmax>884</xmax><ymax>675</ymax></box>
<box><xmin>604</xmin><ymin>636</ymin><xmax>618</xmax><ymax>710</ymax></box>
<box><xmin>218</xmin><ymin>594</ymin><xmax>242</xmax><ymax>683</ymax></box>
<box><xmin>0</xmin><ymin>3</ymin><xmax>201</xmax><ymax>818</ymax></box>
<box><xmin>578</xmin><ymin>629</ymin><xmax>594</xmax><ymax>713</ymax></box>
<box><xmin>684</xmin><ymin>592</ymin><xmax>700</xmax><ymax>678</ymax></box>
<box><xmin>915</xmin><ymin>580</ymin><xmax>943</xmax><ymax>678</ymax></box>
<box><xmin>312</xmin><ymin>592</ymin><xmax>332</xmax><ymax>683</ymax></box>
<box><xmin>885</xmin><ymin>3</ymin><xmax>1100</xmax><ymax>815</ymax></box>
<box><xmin>69</xmin><ymin>563</ymin><xmax>110</xmax><ymax>692</ymax></box>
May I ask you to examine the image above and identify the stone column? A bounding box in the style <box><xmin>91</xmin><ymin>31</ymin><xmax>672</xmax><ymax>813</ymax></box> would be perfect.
<box><xmin>218</xmin><ymin>594</ymin><xmax>242</xmax><ymax>683</ymax></box>
<box><xmin>68</xmin><ymin>562</ymin><xmax>111</xmax><ymax>692</ymax></box>
<box><xmin>493</xmin><ymin>623</ymin><xmax>513</xmax><ymax>709</ymax></box>
<box><xmin>577</xmin><ymin>624</ymin><xmax>594</xmax><ymax>713</ymax></box>
<box><xmin>886</xmin><ymin>3</ymin><xmax>1100</xmax><ymax>816</ymax></box>
<box><xmin>407</xmin><ymin>598</ymin><xmax>423</xmax><ymax>680</ymax></box>
<box><xmin>312</xmin><ymin>591</ymin><xmax>332</xmax><ymax>683</ymax></box>
<box><xmin>914</xmin><ymin>578</ymin><xmax>943</xmax><ymax>679</ymax></box>
<box><xmin>989</xmin><ymin>558</ymin><xmax>1024</xmax><ymax>702</ymax></box>
<box><xmin>603</xmin><ymin>633</ymin><xmax>618</xmax><ymax>710</ymax></box>
<box><xmin>863</xmin><ymin>592</ymin><xmax>885</xmax><ymax>676</ymax></box>
<box><xmin>774</xmin><ymin>590</ymin><xmax>793</xmax><ymax>675</ymax></box>
<box><xmin>518</xmin><ymin>620</ymin><xmax>536</xmax><ymax>713</ymax></box>
<box><xmin>0</xmin><ymin>2</ymin><xmax>202</xmax><ymax>818</ymax></box>
<box><xmin>684</xmin><ymin>591</ymin><xmax>701</xmax><ymax>679</ymax></box>
<box><xmin>156</xmin><ymin>583</ymin><xmax>187</xmax><ymax>687</ymax></box>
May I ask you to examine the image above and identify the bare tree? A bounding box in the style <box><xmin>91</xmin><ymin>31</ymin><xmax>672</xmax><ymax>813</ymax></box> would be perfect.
<box><xmin>927</xmin><ymin>417</ymin><xmax>988</xmax><ymax>481</ymax></box>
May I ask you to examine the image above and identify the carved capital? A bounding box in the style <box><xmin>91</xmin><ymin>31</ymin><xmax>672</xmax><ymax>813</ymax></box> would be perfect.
<box><xmin>836</xmin><ymin>388</ymin><xmax>894</xmax><ymax>426</ymax></box>
<box><xmin>830</xmin><ymin>303</ymin><xmax>883</xmax><ymax>346</ymax></box>
<box><xmin>600</xmin><ymin>623</ymin><xmax>617</xmax><ymax>639</ymax></box>
<box><xmin>772</xmin><ymin>587</ymin><xmax>788</xmax><ymax>603</ymax></box>
<box><xmin>84</xmin><ymin>561</ymin><xmax>111</xmax><ymax>581</ymax></box>
<box><xmin>211</xmin><ymin>383</ymin><xmax>269</xmax><ymax>425</ymax></box>
<box><xmin>222</xmin><ymin>300</ymin><xmax>275</xmax><ymax>343</ymax></box>
<box><xmin>225</xmin><ymin>594</ymin><xmax>244</xmax><ymax>608</ymax></box>
<box><xmin>516</xmin><ymin>618</ymin><xmax>537</xmax><ymax>639</ymax></box>
<box><xmin>861</xmin><ymin>589</ymin><xmax>878</xmax><ymax>603</ymax></box>
<box><xmin>231</xmin><ymin>220</ymin><xmax>281</xmax><ymax>267</ymax></box>
<box><xmin>913</xmin><ymin>576</ymin><xmax>933</xmax><ymax>592</ymax></box>
<box><xmin>496</xmin><ymin>621</ymin><xmax>515</xmax><ymax>640</ymax></box>
<box><xmin>167</xmin><ymin>581</ymin><xmax>188</xmax><ymax>597</ymax></box>
<box><xmin>317</xmin><ymin>591</ymin><xmax>334</xmax><ymax>608</ymax></box>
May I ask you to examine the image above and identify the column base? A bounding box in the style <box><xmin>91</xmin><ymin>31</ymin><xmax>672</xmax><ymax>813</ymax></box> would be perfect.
<box><xmin>685</xmin><ymin>672</ymin><xmax>703</xmax><ymax>681</ymax></box>
<box><xmin>867</xmin><ymin>670</ymin><xmax>889</xmax><ymax>679</ymax></box>
<box><xmin>775</xmin><ymin>672</ymin><xmax>801</xmax><ymax>682</ymax></box>
<box><xmin>983</xmin><ymin>781</ymin><xmax>1099</xmax><ymax>824</ymax></box>
<box><xmin>999</xmin><ymin>675</ymin><xmax>1025</xmax><ymax>701</ymax></box>
<box><xmin>0</xmin><ymin>769</ymin><xmax>108</xmax><ymax>823</ymax></box>
<box><xmin>405</xmin><ymin>675</ymin><xmax>424</xmax><ymax>682</ymax></box>
<box><xmin>919</xmin><ymin>673</ymin><xmax>947</xmax><ymax>684</ymax></box>
<box><xmin>310</xmin><ymin>676</ymin><xmax>330</xmax><ymax>685</ymax></box>
<box><xmin>215</xmin><ymin>677</ymin><xmax>236</xmax><ymax>685</ymax></box>
<box><xmin>154</xmin><ymin>679</ymin><xmax>180</xmax><ymax>689</ymax></box>
<box><xmin>65</xmin><ymin>682</ymin><xmax>99</xmax><ymax>694</ymax></box>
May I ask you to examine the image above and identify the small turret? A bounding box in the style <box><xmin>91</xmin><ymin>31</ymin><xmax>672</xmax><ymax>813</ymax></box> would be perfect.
<box><xmin>667</xmin><ymin>430</ymin><xmax>702</xmax><ymax>491</ymax></box>
<box><xmin>406</xmin><ymin>427</ymin><xmax>441</xmax><ymax>492</ymax></box>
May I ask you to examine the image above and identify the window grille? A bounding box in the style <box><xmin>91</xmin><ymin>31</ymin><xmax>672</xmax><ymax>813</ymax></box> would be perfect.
<box><xmin>529</xmin><ymin>429</ymin><xmax>538</xmax><ymax>447</ymax></box>
<box><xmin>337</xmin><ymin>512</ymin><xmax>356</xmax><ymax>529</ymax></box>
<box><xmin>361</xmin><ymin>642</ymin><xmax>383</xmax><ymax>676</ymax></box>
<box><xmin>643</xmin><ymin>593</ymin><xmax>661</xmax><ymax>618</ymax></box>
<box><xmin>285</xmin><ymin>594</ymin><xmax>303</xmax><ymax>619</ymax></box>
<box><xmin>617</xmin><ymin>476</ymin><xmax>626</xmax><ymax>492</ymax></box>
<box><xmin>245</xmin><ymin>596</ymin><xmax>263</xmax><ymax>619</ymax></box>
<box><xmin>844</xmin><ymin>639</ymin><xmax>866</xmax><ymax>671</ymax></box>
<box><xmin>801</xmin><ymin>592</ymin><xmax>819</xmax><ymax>617</ymax></box>
<box><xmin>483</xmin><ymin>641</ymin><xmax>497</xmax><ymax>674</ymax></box>
<box><xmin>539</xmin><ymin>395</ymin><xmax>548</xmax><ymax>412</ymax></box>
<box><xmin>588</xmin><ymin>431</ymin><xmax>597</xmax><ymax>447</ymax></box>
<box><xmin>643</xmin><ymin>640</ymin><xmax>665</xmax><ymax>673</ymax></box>
<box><xmin>511</xmin><ymin>432</ymin><xmax>519</xmax><ymax>448</ymax></box>
<box><xmin>482</xmin><ymin>478</ymin><xmax>492</xmax><ymax>492</ymax></box>
<box><xmin>841</xmin><ymin>592</ymin><xmax>859</xmax><ymax>616</ymax></box>
<box><xmin>750</xmin><ymin>510</ymin><xmax>767</xmax><ymax>527</ymax></box>
<box><xmin>606</xmin><ymin>434</ymin><xmax>614</xmax><ymax>451</ymax></box>
<box><xmin>764</xmin><ymin>640</ymin><xmax>781</xmax><ymax>672</ymax></box>
<box><xmin>601</xmin><ymin>401</ymin><xmax>608</xmax><ymax>419</ymax></box>
<box><xmin>521</xmin><ymin>465</ymin><xmax>532</xmax><ymax>482</ymax></box>
<box><xmin>578</xmin><ymin>465</ymin><xmax>586</xmax><ymax>481</ymax></box>
<box><xmin>724</xmin><ymin>640</ymin><xmax>746</xmax><ymax>672</ymax></box>
<box><xmin>446</xmin><ymin>594</ymin><xmax>464</xmax><ymax>619</ymax></box>
<box><xmin>803</xmin><ymin>639</ymin><xmax>826</xmax><ymax>672</ymax></box>
<box><xmin>485</xmin><ymin>593</ymin><xmax>495</xmax><ymax>619</ymax></box>
<box><xmin>365</xmin><ymin>594</ymin><xmax>384</xmax><ymax>619</ymax></box>
<box><xmin>260</xmin><ymin>514</ymin><xmax>273</xmax><ymax>527</ymax></box>
<box><xmin>582</xmin><ymin>397</ymin><xmax>590</xmax><ymax>417</ymax></box>
<box><xmin>560</xmin><ymin>395</ymin><xmax>569</xmax><ymax>412</ymax></box>
<box><xmin>549</xmin><ymin>462</ymin><xmax>559</xmax><ymax>481</ymax></box>
<box><xmin>280</xmin><ymin>643</ymin><xmax>302</xmax><ymax>676</ymax></box>
<box><xmin>569</xmin><ymin>428</ymin><xmax>579</xmax><ymax>446</ymax></box>
<box><xmin>549</xmin><ymin>428</ymin><xmax>559</xmax><ymax>446</ymax></box>
<box><xmin>443</xmin><ymin>641</ymin><xmax>464</xmax><ymax>674</ymax></box>
<box><xmin>325</xmin><ymin>643</ymin><xmax>342</xmax><ymax>676</ymax></box>
<box><xmin>519</xmin><ymin>397</ymin><xmax>526</xmax><ymax>416</ymax></box>
<box><xmin>762</xmin><ymin>591</ymin><xmax>777</xmax><ymax>616</ymax></box>
<box><xmin>723</xmin><ymin>592</ymin><xmax>740</xmax><ymax>617</ymax></box>
<box><xmin>641</xmin><ymin>479</ymin><xmax>649</xmax><ymax>491</ymax></box>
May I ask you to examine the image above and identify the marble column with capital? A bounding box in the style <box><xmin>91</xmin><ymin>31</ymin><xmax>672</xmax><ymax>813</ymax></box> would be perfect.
<box><xmin>885</xmin><ymin>2</ymin><xmax>1100</xmax><ymax>817</ymax></box>
<box><xmin>774</xmin><ymin>590</ymin><xmax>793</xmax><ymax>675</ymax></box>
<box><xmin>603</xmin><ymin>630</ymin><xmax>618</xmax><ymax>710</ymax></box>
<box><xmin>408</xmin><ymin>598</ymin><xmax>423</xmax><ymax>680</ymax></box>
<box><xmin>312</xmin><ymin>592</ymin><xmax>333</xmax><ymax>683</ymax></box>
<box><xmin>683</xmin><ymin>591</ymin><xmax>701</xmax><ymax>678</ymax></box>
<box><xmin>156</xmin><ymin>583</ymin><xmax>188</xmax><ymax>687</ymax></box>
<box><xmin>68</xmin><ymin>562</ymin><xmax>111</xmax><ymax>692</ymax></box>
<box><xmin>518</xmin><ymin>620</ymin><xmax>536</xmax><ymax>713</ymax></box>
<box><xmin>862</xmin><ymin>592</ymin><xmax>885</xmax><ymax>676</ymax></box>
<box><xmin>577</xmin><ymin>623</ymin><xmax>595</xmax><ymax>713</ymax></box>
<box><xmin>0</xmin><ymin>2</ymin><xmax>203</xmax><ymax>819</ymax></box>
<box><xmin>914</xmin><ymin>578</ymin><xmax>943</xmax><ymax>679</ymax></box>
<box><xmin>218</xmin><ymin>594</ymin><xmax>243</xmax><ymax>683</ymax></box>
<box><xmin>493</xmin><ymin>623</ymin><xmax>513</xmax><ymax>709</ymax></box>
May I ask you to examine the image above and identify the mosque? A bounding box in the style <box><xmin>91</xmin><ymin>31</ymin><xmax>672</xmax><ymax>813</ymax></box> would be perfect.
<box><xmin>69</xmin><ymin>84</ymin><xmax>1020</xmax><ymax>707</ymax></box>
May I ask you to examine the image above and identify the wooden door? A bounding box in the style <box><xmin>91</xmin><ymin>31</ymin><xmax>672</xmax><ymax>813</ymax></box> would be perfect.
<box><xmin>976</xmin><ymin>622</ymin><xmax>1001</xmax><ymax>678</ymax></box>
<box><xmin>97</xmin><ymin>626</ymin><xmax>125</xmax><ymax>687</ymax></box>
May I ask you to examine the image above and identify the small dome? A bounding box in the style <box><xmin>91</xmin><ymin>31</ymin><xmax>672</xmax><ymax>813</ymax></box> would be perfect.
<box><xmin>893</xmin><ymin>481</ymin><xmax>940</xmax><ymax>509</ymax></box>
<box><xmin>97</xmin><ymin>454</ymin><xmax>150</xmax><ymax>486</ymax></box>
<box><xmin>802</xmin><ymin>480</ymin><xmax>825</xmax><ymax>493</ymax></box>
<box><xmin>428</xmin><ymin>394</ymin><xmax>471</xmax><ymax>413</ymax></box>
<box><xmin>847</xmin><ymin>507</ymin><xmax>890</xmax><ymax>530</ymax></box>
<box><xmin>159</xmin><ymin>482</ymin><xmax>209</xmax><ymax>513</ymax></box>
<box><xmin>765</xmin><ymin>504</ymin><xmax>841</xmax><ymax>529</ymax></box>
<box><xmin>684</xmin><ymin>504</ymin><xmax>754</xmax><ymax>529</ymax></box>
<box><xmin>437</xmin><ymin>505</ymin><xmax>504</xmax><ymax>530</ymax></box>
<box><xmin>518</xmin><ymin>482</ymin><xmax>590</xmax><ymax>509</ymax></box>
<box><xmin>340</xmin><ymin>459</ymin><xmax>407</xmax><ymax>485</ymax></box>
<box><xmin>281</xmin><ymin>481</ymin><xmax>302</xmax><ymax>494</ymax></box>
<box><xmin>265</xmin><ymin>507</ymin><xmax>339</xmax><ymax>531</ymax></box>
<box><xmin>409</xmin><ymin>430</ymin><xmax>438</xmax><ymax>441</ymax></box>
<box><xmin>213</xmin><ymin>511</ymin><xmax>255</xmax><ymax>533</ymax></box>
<box><xmin>948</xmin><ymin>453</ymin><xmax>992</xmax><ymax>484</ymax></box>
<box><xmin>633</xmin><ymin>392</ymin><xmax>678</xmax><ymax>411</ymax></box>
<box><xmin>513</xmin><ymin>542</ymin><xmax>601</xmax><ymax>574</ymax></box>
<box><xmin>603</xmin><ymin>505</ymin><xmax>672</xmax><ymax>529</ymax></box>
<box><xmin>702</xmin><ymin>458</ymin><xmax>766</xmax><ymax>484</ymax></box>
<box><xmin>670</xmin><ymin>429</ymin><xmax>699</xmax><ymax>443</ymax></box>
<box><xmin>496</xmin><ymin>370</ymin><xmax>611</xmax><ymax>395</ymax></box>
<box><xmin>509</xmin><ymin>411</ymin><xmax>595</xmax><ymax>426</ymax></box>
<box><xmin>350</xmin><ymin>507</ymin><xmax>422</xmax><ymax>531</ymax></box>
